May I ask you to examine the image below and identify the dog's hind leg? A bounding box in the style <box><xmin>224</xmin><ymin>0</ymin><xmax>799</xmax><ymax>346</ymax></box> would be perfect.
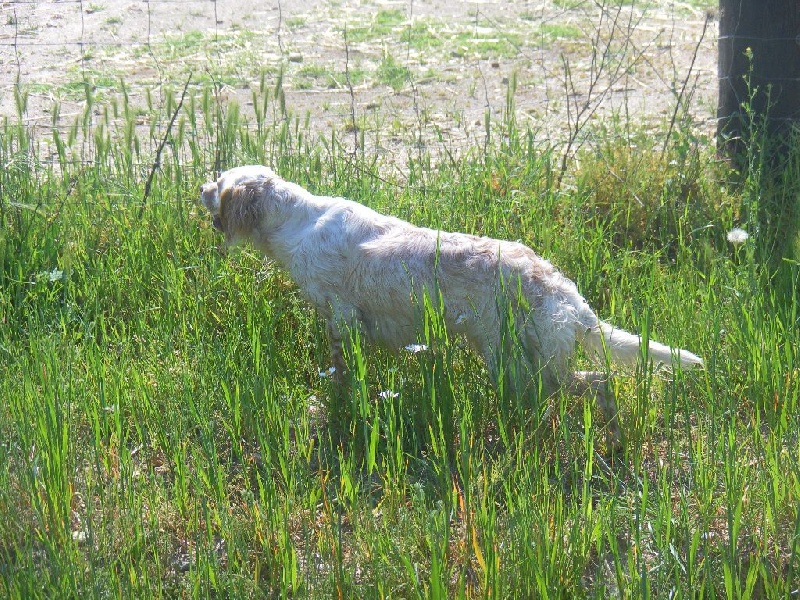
<box><xmin>324</xmin><ymin>301</ymin><xmax>366</xmax><ymax>382</ymax></box>
<box><xmin>566</xmin><ymin>370</ymin><xmax>622</xmax><ymax>449</ymax></box>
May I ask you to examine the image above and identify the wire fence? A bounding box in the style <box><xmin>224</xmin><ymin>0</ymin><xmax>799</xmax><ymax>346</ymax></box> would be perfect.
<box><xmin>0</xmin><ymin>0</ymin><xmax>720</xmax><ymax>168</ymax></box>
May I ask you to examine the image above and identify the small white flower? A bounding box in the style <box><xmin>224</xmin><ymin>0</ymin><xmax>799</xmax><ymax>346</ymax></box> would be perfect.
<box><xmin>37</xmin><ymin>268</ymin><xmax>64</xmax><ymax>283</ymax></box>
<box><xmin>378</xmin><ymin>390</ymin><xmax>399</xmax><ymax>400</ymax></box>
<box><xmin>318</xmin><ymin>366</ymin><xmax>336</xmax><ymax>378</ymax></box>
<box><xmin>403</xmin><ymin>343</ymin><xmax>428</xmax><ymax>354</ymax></box>
<box><xmin>727</xmin><ymin>228</ymin><xmax>749</xmax><ymax>245</ymax></box>
<box><xmin>455</xmin><ymin>313</ymin><xmax>468</xmax><ymax>325</ymax></box>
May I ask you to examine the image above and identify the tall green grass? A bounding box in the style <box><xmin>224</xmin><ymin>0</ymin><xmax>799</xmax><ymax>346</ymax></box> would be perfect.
<box><xmin>0</xmin><ymin>78</ymin><xmax>798</xmax><ymax>598</ymax></box>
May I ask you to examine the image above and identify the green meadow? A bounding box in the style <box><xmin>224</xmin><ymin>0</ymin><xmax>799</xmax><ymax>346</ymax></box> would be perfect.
<box><xmin>0</xmin><ymin>70</ymin><xmax>798</xmax><ymax>597</ymax></box>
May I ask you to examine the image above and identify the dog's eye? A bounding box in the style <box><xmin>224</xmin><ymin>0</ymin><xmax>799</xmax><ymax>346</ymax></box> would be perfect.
<box><xmin>212</xmin><ymin>215</ymin><xmax>223</xmax><ymax>231</ymax></box>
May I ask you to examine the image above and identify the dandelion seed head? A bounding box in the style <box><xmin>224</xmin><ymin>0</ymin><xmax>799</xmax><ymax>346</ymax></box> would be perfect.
<box><xmin>727</xmin><ymin>228</ymin><xmax>749</xmax><ymax>245</ymax></box>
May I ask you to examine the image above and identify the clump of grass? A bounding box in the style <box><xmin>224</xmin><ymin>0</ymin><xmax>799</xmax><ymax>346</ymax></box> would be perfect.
<box><xmin>539</xmin><ymin>22</ymin><xmax>583</xmax><ymax>42</ymax></box>
<box><xmin>452</xmin><ymin>30</ymin><xmax>524</xmax><ymax>59</ymax></box>
<box><xmin>572</xmin><ymin>128</ymin><xmax>731</xmax><ymax>255</ymax></box>
<box><xmin>294</xmin><ymin>63</ymin><xmax>340</xmax><ymax>90</ymax></box>
<box><xmin>376</xmin><ymin>52</ymin><xmax>411</xmax><ymax>92</ymax></box>
<box><xmin>400</xmin><ymin>18</ymin><xmax>446</xmax><ymax>52</ymax></box>
<box><xmin>345</xmin><ymin>9</ymin><xmax>406</xmax><ymax>44</ymax></box>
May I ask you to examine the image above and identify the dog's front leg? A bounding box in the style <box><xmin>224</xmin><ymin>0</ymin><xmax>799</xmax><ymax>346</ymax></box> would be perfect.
<box><xmin>324</xmin><ymin>320</ymin><xmax>355</xmax><ymax>439</ymax></box>
<box><xmin>324</xmin><ymin>303</ymin><xmax>364</xmax><ymax>384</ymax></box>
<box><xmin>328</xmin><ymin>329</ymin><xmax>349</xmax><ymax>384</ymax></box>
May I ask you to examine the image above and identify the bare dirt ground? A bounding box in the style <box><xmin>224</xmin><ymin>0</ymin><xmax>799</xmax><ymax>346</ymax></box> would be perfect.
<box><xmin>0</xmin><ymin>0</ymin><xmax>718</xmax><ymax>166</ymax></box>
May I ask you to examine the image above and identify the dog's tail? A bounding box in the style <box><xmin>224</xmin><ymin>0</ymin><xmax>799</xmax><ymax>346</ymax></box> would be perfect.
<box><xmin>582</xmin><ymin>320</ymin><xmax>703</xmax><ymax>370</ymax></box>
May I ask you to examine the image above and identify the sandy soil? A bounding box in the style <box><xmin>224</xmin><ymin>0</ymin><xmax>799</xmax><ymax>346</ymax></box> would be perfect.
<box><xmin>0</xmin><ymin>0</ymin><xmax>718</xmax><ymax>165</ymax></box>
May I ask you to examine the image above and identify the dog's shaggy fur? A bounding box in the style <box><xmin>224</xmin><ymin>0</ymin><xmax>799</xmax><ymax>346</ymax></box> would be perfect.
<box><xmin>201</xmin><ymin>165</ymin><xmax>703</xmax><ymax>442</ymax></box>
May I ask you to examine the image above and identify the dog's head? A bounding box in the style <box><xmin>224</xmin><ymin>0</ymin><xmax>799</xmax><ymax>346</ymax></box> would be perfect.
<box><xmin>200</xmin><ymin>165</ymin><xmax>277</xmax><ymax>245</ymax></box>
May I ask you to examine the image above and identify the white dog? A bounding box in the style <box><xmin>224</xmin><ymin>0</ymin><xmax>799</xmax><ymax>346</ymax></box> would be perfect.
<box><xmin>201</xmin><ymin>165</ymin><xmax>703</xmax><ymax>443</ymax></box>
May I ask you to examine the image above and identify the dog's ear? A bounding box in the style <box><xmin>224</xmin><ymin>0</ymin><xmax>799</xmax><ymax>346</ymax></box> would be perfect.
<box><xmin>218</xmin><ymin>182</ymin><xmax>265</xmax><ymax>242</ymax></box>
